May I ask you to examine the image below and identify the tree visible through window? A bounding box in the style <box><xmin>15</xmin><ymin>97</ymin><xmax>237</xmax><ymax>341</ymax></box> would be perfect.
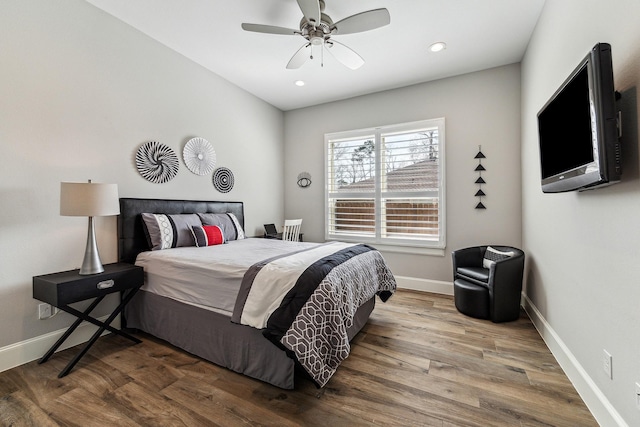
<box><xmin>325</xmin><ymin>119</ymin><xmax>445</xmax><ymax>249</ymax></box>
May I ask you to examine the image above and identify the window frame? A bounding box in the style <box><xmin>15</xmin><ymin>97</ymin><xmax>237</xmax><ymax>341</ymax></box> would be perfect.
<box><xmin>324</xmin><ymin>118</ymin><xmax>446</xmax><ymax>252</ymax></box>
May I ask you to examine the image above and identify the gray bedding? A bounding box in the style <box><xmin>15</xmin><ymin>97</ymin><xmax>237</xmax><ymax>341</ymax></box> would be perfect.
<box><xmin>135</xmin><ymin>238</ymin><xmax>319</xmax><ymax>314</ymax></box>
<box><xmin>124</xmin><ymin>289</ymin><xmax>376</xmax><ymax>389</ymax></box>
<box><xmin>125</xmin><ymin>290</ymin><xmax>297</xmax><ymax>389</ymax></box>
<box><xmin>118</xmin><ymin>197</ymin><xmax>391</xmax><ymax>389</ymax></box>
<box><xmin>232</xmin><ymin>242</ymin><xmax>396</xmax><ymax>386</ymax></box>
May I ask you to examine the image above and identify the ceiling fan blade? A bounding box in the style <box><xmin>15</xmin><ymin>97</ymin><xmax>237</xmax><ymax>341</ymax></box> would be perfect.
<box><xmin>287</xmin><ymin>44</ymin><xmax>311</xmax><ymax>69</ymax></box>
<box><xmin>241</xmin><ymin>23</ymin><xmax>298</xmax><ymax>35</ymax></box>
<box><xmin>332</xmin><ymin>8</ymin><xmax>390</xmax><ymax>35</ymax></box>
<box><xmin>296</xmin><ymin>0</ymin><xmax>321</xmax><ymax>26</ymax></box>
<box><xmin>325</xmin><ymin>40</ymin><xmax>364</xmax><ymax>70</ymax></box>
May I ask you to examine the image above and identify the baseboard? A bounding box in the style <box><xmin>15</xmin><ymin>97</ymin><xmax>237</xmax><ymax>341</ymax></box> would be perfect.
<box><xmin>522</xmin><ymin>294</ymin><xmax>627</xmax><ymax>427</ymax></box>
<box><xmin>395</xmin><ymin>275</ymin><xmax>454</xmax><ymax>295</ymax></box>
<box><xmin>0</xmin><ymin>315</ymin><xmax>119</xmax><ymax>374</ymax></box>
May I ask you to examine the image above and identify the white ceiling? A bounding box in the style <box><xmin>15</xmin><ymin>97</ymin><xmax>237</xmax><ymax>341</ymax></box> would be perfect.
<box><xmin>85</xmin><ymin>0</ymin><xmax>545</xmax><ymax>111</ymax></box>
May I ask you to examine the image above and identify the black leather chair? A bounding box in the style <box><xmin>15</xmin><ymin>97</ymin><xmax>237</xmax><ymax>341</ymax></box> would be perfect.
<box><xmin>451</xmin><ymin>245</ymin><xmax>525</xmax><ymax>323</ymax></box>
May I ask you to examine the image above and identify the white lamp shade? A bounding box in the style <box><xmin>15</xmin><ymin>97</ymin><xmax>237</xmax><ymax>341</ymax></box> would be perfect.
<box><xmin>60</xmin><ymin>182</ymin><xmax>120</xmax><ymax>217</ymax></box>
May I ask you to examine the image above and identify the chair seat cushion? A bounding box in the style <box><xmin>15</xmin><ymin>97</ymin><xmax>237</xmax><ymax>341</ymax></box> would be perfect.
<box><xmin>456</xmin><ymin>267</ymin><xmax>489</xmax><ymax>286</ymax></box>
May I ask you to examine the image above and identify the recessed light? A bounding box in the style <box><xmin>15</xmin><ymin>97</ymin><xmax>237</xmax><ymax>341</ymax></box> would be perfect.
<box><xmin>295</xmin><ymin>80</ymin><xmax>305</xmax><ymax>87</ymax></box>
<box><xmin>429</xmin><ymin>42</ymin><xmax>447</xmax><ymax>52</ymax></box>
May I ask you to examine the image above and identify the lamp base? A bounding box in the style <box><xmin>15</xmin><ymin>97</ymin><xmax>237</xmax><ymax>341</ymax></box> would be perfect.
<box><xmin>79</xmin><ymin>216</ymin><xmax>104</xmax><ymax>275</ymax></box>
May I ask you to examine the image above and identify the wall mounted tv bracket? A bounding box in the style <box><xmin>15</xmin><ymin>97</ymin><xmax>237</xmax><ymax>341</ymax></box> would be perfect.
<box><xmin>615</xmin><ymin>91</ymin><xmax>622</xmax><ymax>138</ymax></box>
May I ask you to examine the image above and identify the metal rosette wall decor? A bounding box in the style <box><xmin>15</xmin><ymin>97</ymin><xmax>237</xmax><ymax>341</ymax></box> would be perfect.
<box><xmin>136</xmin><ymin>141</ymin><xmax>179</xmax><ymax>184</ymax></box>
<box><xmin>212</xmin><ymin>167</ymin><xmax>234</xmax><ymax>193</ymax></box>
<box><xmin>183</xmin><ymin>137</ymin><xmax>216</xmax><ymax>176</ymax></box>
<box><xmin>297</xmin><ymin>171</ymin><xmax>312</xmax><ymax>188</ymax></box>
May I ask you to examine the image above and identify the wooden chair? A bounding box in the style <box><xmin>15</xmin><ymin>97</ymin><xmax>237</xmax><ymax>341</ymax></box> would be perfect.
<box><xmin>282</xmin><ymin>219</ymin><xmax>302</xmax><ymax>242</ymax></box>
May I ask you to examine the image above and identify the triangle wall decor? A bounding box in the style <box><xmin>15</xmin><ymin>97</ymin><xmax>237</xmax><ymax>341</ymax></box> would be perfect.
<box><xmin>474</xmin><ymin>145</ymin><xmax>486</xmax><ymax>210</ymax></box>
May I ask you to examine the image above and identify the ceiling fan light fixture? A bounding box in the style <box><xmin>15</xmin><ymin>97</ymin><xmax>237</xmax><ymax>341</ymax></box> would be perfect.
<box><xmin>310</xmin><ymin>35</ymin><xmax>324</xmax><ymax>46</ymax></box>
<box><xmin>429</xmin><ymin>41</ymin><xmax>447</xmax><ymax>52</ymax></box>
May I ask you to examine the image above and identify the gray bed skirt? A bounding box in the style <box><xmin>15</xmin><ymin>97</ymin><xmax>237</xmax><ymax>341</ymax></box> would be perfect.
<box><xmin>124</xmin><ymin>290</ymin><xmax>375</xmax><ymax>389</ymax></box>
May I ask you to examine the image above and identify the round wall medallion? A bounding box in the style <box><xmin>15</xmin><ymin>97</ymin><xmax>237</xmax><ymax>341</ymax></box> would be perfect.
<box><xmin>212</xmin><ymin>167</ymin><xmax>234</xmax><ymax>193</ymax></box>
<box><xmin>183</xmin><ymin>137</ymin><xmax>216</xmax><ymax>176</ymax></box>
<box><xmin>297</xmin><ymin>171</ymin><xmax>312</xmax><ymax>188</ymax></box>
<box><xmin>136</xmin><ymin>141</ymin><xmax>179</xmax><ymax>184</ymax></box>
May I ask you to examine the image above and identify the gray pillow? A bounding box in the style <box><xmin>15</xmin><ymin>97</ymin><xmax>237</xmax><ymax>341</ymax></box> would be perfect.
<box><xmin>141</xmin><ymin>213</ymin><xmax>202</xmax><ymax>250</ymax></box>
<box><xmin>197</xmin><ymin>212</ymin><xmax>245</xmax><ymax>241</ymax></box>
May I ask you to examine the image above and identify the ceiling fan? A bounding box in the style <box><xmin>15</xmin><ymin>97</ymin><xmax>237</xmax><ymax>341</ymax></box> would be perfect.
<box><xmin>241</xmin><ymin>0</ymin><xmax>390</xmax><ymax>70</ymax></box>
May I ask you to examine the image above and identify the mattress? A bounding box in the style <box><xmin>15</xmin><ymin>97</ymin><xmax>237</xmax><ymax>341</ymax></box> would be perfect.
<box><xmin>134</xmin><ymin>238</ymin><xmax>319</xmax><ymax>315</ymax></box>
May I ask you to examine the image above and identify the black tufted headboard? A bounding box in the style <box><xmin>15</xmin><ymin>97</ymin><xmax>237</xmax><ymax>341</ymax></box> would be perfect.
<box><xmin>117</xmin><ymin>198</ymin><xmax>244</xmax><ymax>264</ymax></box>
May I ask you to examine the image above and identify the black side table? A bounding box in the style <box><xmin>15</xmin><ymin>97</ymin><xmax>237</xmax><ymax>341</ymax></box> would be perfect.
<box><xmin>33</xmin><ymin>262</ymin><xmax>144</xmax><ymax>377</ymax></box>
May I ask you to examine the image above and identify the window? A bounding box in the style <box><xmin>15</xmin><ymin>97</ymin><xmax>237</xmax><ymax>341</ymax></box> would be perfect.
<box><xmin>325</xmin><ymin>118</ymin><xmax>445</xmax><ymax>250</ymax></box>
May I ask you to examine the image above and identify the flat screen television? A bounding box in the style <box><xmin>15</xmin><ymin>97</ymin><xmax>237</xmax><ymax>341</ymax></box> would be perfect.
<box><xmin>537</xmin><ymin>43</ymin><xmax>621</xmax><ymax>193</ymax></box>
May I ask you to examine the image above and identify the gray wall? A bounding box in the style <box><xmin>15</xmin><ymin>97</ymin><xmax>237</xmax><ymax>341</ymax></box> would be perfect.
<box><xmin>0</xmin><ymin>0</ymin><xmax>284</xmax><ymax>348</ymax></box>
<box><xmin>521</xmin><ymin>0</ymin><xmax>640</xmax><ymax>425</ymax></box>
<box><xmin>284</xmin><ymin>64</ymin><xmax>523</xmax><ymax>283</ymax></box>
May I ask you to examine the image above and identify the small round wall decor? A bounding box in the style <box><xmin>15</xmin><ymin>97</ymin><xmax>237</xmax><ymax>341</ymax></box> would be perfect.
<box><xmin>183</xmin><ymin>137</ymin><xmax>216</xmax><ymax>176</ymax></box>
<box><xmin>297</xmin><ymin>171</ymin><xmax>312</xmax><ymax>188</ymax></box>
<box><xmin>212</xmin><ymin>167</ymin><xmax>234</xmax><ymax>193</ymax></box>
<box><xmin>136</xmin><ymin>141</ymin><xmax>179</xmax><ymax>184</ymax></box>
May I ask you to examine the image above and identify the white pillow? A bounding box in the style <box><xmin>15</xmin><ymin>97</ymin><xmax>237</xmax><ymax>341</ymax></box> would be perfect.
<box><xmin>483</xmin><ymin>246</ymin><xmax>515</xmax><ymax>268</ymax></box>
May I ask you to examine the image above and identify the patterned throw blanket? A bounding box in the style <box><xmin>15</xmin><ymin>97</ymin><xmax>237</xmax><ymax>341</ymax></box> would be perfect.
<box><xmin>231</xmin><ymin>242</ymin><xmax>396</xmax><ymax>387</ymax></box>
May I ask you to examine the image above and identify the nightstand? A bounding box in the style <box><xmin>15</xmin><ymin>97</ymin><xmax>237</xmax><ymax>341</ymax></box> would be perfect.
<box><xmin>33</xmin><ymin>262</ymin><xmax>144</xmax><ymax>377</ymax></box>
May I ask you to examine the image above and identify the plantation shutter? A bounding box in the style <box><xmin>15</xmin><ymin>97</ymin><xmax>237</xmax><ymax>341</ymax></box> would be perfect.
<box><xmin>325</xmin><ymin>118</ymin><xmax>445</xmax><ymax>249</ymax></box>
<box><xmin>380</xmin><ymin>128</ymin><xmax>441</xmax><ymax>242</ymax></box>
<box><xmin>326</xmin><ymin>134</ymin><xmax>377</xmax><ymax>239</ymax></box>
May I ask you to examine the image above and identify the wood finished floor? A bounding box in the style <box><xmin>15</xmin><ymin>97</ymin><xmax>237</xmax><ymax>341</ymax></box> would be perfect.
<box><xmin>0</xmin><ymin>290</ymin><xmax>596</xmax><ymax>427</ymax></box>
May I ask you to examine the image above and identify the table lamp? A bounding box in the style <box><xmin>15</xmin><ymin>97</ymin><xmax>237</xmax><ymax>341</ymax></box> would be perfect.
<box><xmin>60</xmin><ymin>180</ymin><xmax>120</xmax><ymax>275</ymax></box>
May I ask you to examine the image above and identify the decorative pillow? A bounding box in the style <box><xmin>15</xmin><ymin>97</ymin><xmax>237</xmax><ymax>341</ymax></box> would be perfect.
<box><xmin>227</xmin><ymin>212</ymin><xmax>245</xmax><ymax>240</ymax></box>
<box><xmin>141</xmin><ymin>213</ymin><xmax>202</xmax><ymax>250</ymax></box>
<box><xmin>483</xmin><ymin>246</ymin><xmax>515</xmax><ymax>268</ymax></box>
<box><xmin>197</xmin><ymin>212</ymin><xmax>245</xmax><ymax>241</ymax></box>
<box><xmin>191</xmin><ymin>225</ymin><xmax>225</xmax><ymax>247</ymax></box>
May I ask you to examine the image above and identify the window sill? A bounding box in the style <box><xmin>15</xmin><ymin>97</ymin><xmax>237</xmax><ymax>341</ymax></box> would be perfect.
<box><xmin>372</xmin><ymin>244</ymin><xmax>445</xmax><ymax>256</ymax></box>
<box><xmin>326</xmin><ymin>238</ymin><xmax>445</xmax><ymax>256</ymax></box>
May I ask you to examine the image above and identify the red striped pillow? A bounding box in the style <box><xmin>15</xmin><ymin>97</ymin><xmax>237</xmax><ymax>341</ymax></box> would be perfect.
<box><xmin>191</xmin><ymin>225</ymin><xmax>225</xmax><ymax>247</ymax></box>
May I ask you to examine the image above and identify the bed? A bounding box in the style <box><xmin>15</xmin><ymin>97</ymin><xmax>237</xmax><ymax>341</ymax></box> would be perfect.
<box><xmin>118</xmin><ymin>197</ymin><xmax>396</xmax><ymax>389</ymax></box>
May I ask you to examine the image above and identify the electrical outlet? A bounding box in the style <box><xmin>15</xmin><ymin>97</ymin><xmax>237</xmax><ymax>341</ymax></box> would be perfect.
<box><xmin>602</xmin><ymin>349</ymin><xmax>612</xmax><ymax>379</ymax></box>
<box><xmin>38</xmin><ymin>303</ymin><xmax>52</xmax><ymax>320</ymax></box>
